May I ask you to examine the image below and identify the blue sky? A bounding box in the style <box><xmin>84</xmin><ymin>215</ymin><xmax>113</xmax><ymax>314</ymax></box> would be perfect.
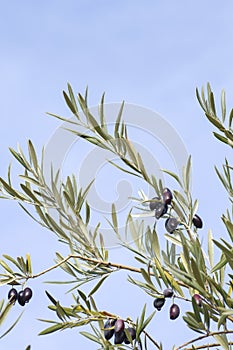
<box><xmin>1</xmin><ymin>1</ymin><xmax>233</xmax><ymax>349</ymax></box>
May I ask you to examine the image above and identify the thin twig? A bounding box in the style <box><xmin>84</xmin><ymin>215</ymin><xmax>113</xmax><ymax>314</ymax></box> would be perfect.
<box><xmin>175</xmin><ymin>329</ymin><xmax>233</xmax><ymax>349</ymax></box>
<box><xmin>29</xmin><ymin>253</ymin><xmax>186</xmax><ymax>288</ymax></box>
<box><xmin>30</xmin><ymin>254</ymin><xmax>143</xmax><ymax>278</ymax></box>
<box><xmin>184</xmin><ymin>341</ymin><xmax>233</xmax><ymax>350</ymax></box>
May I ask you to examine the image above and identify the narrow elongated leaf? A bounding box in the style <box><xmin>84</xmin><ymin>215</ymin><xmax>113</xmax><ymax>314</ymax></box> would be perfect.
<box><xmin>221</xmin><ymin>89</ymin><xmax>226</xmax><ymax>123</ymax></box>
<box><xmin>80</xmin><ymin>331</ymin><xmax>102</xmax><ymax>344</ymax></box>
<box><xmin>0</xmin><ymin>178</ymin><xmax>25</xmax><ymax>200</ymax></box>
<box><xmin>9</xmin><ymin>148</ymin><xmax>31</xmax><ymax>170</ymax></box>
<box><xmin>88</xmin><ymin>275</ymin><xmax>109</xmax><ymax>297</ymax></box>
<box><xmin>0</xmin><ymin>311</ymin><xmax>23</xmax><ymax>339</ymax></box>
<box><xmin>39</xmin><ymin>323</ymin><xmax>64</xmax><ymax>335</ymax></box>
<box><xmin>67</xmin><ymin>83</ymin><xmax>79</xmax><ymax>115</ymax></box>
<box><xmin>208</xmin><ymin>229</ymin><xmax>214</xmax><ymax>268</ymax></box>
<box><xmin>63</xmin><ymin>91</ymin><xmax>77</xmax><ymax>115</ymax></box>
<box><xmin>213</xmin><ymin>334</ymin><xmax>230</xmax><ymax>350</ymax></box>
<box><xmin>114</xmin><ymin>101</ymin><xmax>124</xmax><ymax>138</ymax></box>
<box><xmin>28</xmin><ymin>140</ymin><xmax>38</xmax><ymax>170</ymax></box>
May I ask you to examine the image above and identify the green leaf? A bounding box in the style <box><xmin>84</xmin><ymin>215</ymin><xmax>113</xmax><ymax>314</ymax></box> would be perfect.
<box><xmin>208</xmin><ymin>229</ymin><xmax>214</xmax><ymax>269</ymax></box>
<box><xmin>9</xmin><ymin>147</ymin><xmax>31</xmax><ymax>171</ymax></box>
<box><xmin>107</xmin><ymin>159</ymin><xmax>141</xmax><ymax>178</ymax></box>
<box><xmin>67</xmin><ymin>83</ymin><xmax>79</xmax><ymax>115</ymax></box>
<box><xmin>20</xmin><ymin>184</ymin><xmax>41</xmax><ymax>204</ymax></box>
<box><xmin>0</xmin><ymin>178</ymin><xmax>25</xmax><ymax>200</ymax></box>
<box><xmin>190</xmin><ymin>258</ymin><xmax>205</xmax><ymax>289</ymax></box>
<box><xmin>150</xmin><ymin>228</ymin><xmax>161</xmax><ymax>262</ymax></box>
<box><xmin>39</xmin><ymin>323</ymin><xmax>64</xmax><ymax>335</ymax></box>
<box><xmin>213</xmin><ymin>334</ymin><xmax>230</xmax><ymax>350</ymax></box>
<box><xmin>88</xmin><ymin>275</ymin><xmax>109</xmax><ymax>297</ymax></box>
<box><xmin>80</xmin><ymin>331</ymin><xmax>102</xmax><ymax>344</ymax></box>
<box><xmin>213</xmin><ymin>132</ymin><xmax>229</xmax><ymax>145</ymax></box>
<box><xmin>2</xmin><ymin>255</ymin><xmax>21</xmax><ymax>270</ymax></box>
<box><xmin>0</xmin><ymin>311</ymin><xmax>23</xmax><ymax>339</ymax></box>
<box><xmin>63</xmin><ymin>90</ymin><xmax>77</xmax><ymax>115</ymax></box>
<box><xmin>0</xmin><ymin>302</ymin><xmax>13</xmax><ymax>327</ymax></box>
<box><xmin>28</xmin><ymin>140</ymin><xmax>38</xmax><ymax>170</ymax></box>
<box><xmin>183</xmin><ymin>155</ymin><xmax>192</xmax><ymax>192</ymax></box>
<box><xmin>229</xmin><ymin>108</ymin><xmax>233</xmax><ymax>128</ymax></box>
<box><xmin>161</xmin><ymin>169</ymin><xmax>182</xmax><ymax>186</ymax></box>
<box><xmin>221</xmin><ymin>89</ymin><xmax>226</xmax><ymax>123</ymax></box>
<box><xmin>114</xmin><ymin>101</ymin><xmax>124</xmax><ymax>138</ymax></box>
<box><xmin>111</xmin><ymin>203</ymin><xmax>118</xmax><ymax>232</ymax></box>
<box><xmin>45</xmin><ymin>291</ymin><xmax>57</xmax><ymax>305</ymax></box>
<box><xmin>26</xmin><ymin>253</ymin><xmax>32</xmax><ymax>275</ymax></box>
<box><xmin>45</xmin><ymin>214</ymin><xmax>68</xmax><ymax>240</ymax></box>
<box><xmin>0</xmin><ymin>260</ymin><xmax>13</xmax><ymax>274</ymax></box>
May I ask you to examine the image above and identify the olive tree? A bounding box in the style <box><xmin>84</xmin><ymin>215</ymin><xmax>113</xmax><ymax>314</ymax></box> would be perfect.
<box><xmin>0</xmin><ymin>83</ymin><xmax>233</xmax><ymax>349</ymax></box>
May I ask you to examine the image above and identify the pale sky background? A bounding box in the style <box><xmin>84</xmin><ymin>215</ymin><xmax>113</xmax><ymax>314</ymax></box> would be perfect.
<box><xmin>1</xmin><ymin>1</ymin><xmax>233</xmax><ymax>349</ymax></box>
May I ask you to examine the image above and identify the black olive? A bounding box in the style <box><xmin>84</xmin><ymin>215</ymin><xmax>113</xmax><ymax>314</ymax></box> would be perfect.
<box><xmin>114</xmin><ymin>319</ymin><xmax>125</xmax><ymax>333</ymax></box>
<box><xmin>165</xmin><ymin>217</ymin><xmax>179</xmax><ymax>233</ymax></box>
<box><xmin>155</xmin><ymin>203</ymin><xmax>168</xmax><ymax>219</ymax></box>
<box><xmin>104</xmin><ymin>319</ymin><xmax>116</xmax><ymax>340</ymax></box>
<box><xmin>18</xmin><ymin>290</ymin><xmax>26</xmax><ymax>306</ymax></box>
<box><xmin>193</xmin><ymin>293</ymin><xmax>202</xmax><ymax>306</ymax></box>
<box><xmin>170</xmin><ymin>304</ymin><xmax>180</xmax><ymax>320</ymax></box>
<box><xmin>162</xmin><ymin>188</ymin><xmax>173</xmax><ymax>205</ymax></box>
<box><xmin>163</xmin><ymin>288</ymin><xmax>174</xmax><ymax>298</ymax></box>
<box><xmin>23</xmin><ymin>287</ymin><xmax>33</xmax><ymax>303</ymax></box>
<box><xmin>114</xmin><ymin>330</ymin><xmax>125</xmax><ymax>344</ymax></box>
<box><xmin>153</xmin><ymin>297</ymin><xmax>165</xmax><ymax>310</ymax></box>
<box><xmin>124</xmin><ymin>327</ymin><xmax>136</xmax><ymax>344</ymax></box>
<box><xmin>8</xmin><ymin>288</ymin><xmax>18</xmax><ymax>304</ymax></box>
<box><xmin>149</xmin><ymin>197</ymin><xmax>161</xmax><ymax>210</ymax></box>
<box><xmin>192</xmin><ymin>214</ymin><xmax>203</xmax><ymax>229</ymax></box>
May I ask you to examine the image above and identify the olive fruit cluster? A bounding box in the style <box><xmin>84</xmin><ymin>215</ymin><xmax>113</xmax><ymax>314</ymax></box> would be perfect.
<box><xmin>149</xmin><ymin>188</ymin><xmax>172</xmax><ymax>219</ymax></box>
<box><xmin>149</xmin><ymin>187</ymin><xmax>203</xmax><ymax>233</ymax></box>
<box><xmin>8</xmin><ymin>287</ymin><xmax>33</xmax><ymax>306</ymax></box>
<box><xmin>104</xmin><ymin>319</ymin><xmax>136</xmax><ymax>345</ymax></box>
<box><xmin>153</xmin><ymin>288</ymin><xmax>180</xmax><ymax>320</ymax></box>
<box><xmin>149</xmin><ymin>188</ymin><xmax>180</xmax><ymax>234</ymax></box>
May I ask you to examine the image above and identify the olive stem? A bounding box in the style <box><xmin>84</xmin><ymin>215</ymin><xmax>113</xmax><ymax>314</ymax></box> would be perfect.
<box><xmin>29</xmin><ymin>254</ymin><xmax>186</xmax><ymax>290</ymax></box>
<box><xmin>30</xmin><ymin>254</ymin><xmax>145</xmax><ymax>278</ymax></box>
<box><xmin>183</xmin><ymin>341</ymin><xmax>233</xmax><ymax>350</ymax></box>
<box><xmin>175</xmin><ymin>329</ymin><xmax>233</xmax><ymax>350</ymax></box>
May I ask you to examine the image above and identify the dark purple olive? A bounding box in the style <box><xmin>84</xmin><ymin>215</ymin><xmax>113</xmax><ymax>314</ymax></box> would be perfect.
<box><xmin>163</xmin><ymin>288</ymin><xmax>174</xmax><ymax>298</ymax></box>
<box><xmin>165</xmin><ymin>217</ymin><xmax>179</xmax><ymax>233</ymax></box>
<box><xmin>104</xmin><ymin>319</ymin><xmax>116</xmax><ymax>340</ymax></box>
<box><xmin>155</xmin><ymin>203</ymin><xmax>168</xmax><ymax>219</ymax></box>
<box><xmin>114</xmin><ymin>330</ymin><xmax>125</xmax><ymax>344</ymax></box>
<box><xmin>8</xmin><ymin>288</ymin><xmax>18</xmax><ymax>304</ymax></box>
<box><xmin>192</xmin><ymin>214</ymin><xmax>203</xmax><ymax>229</ymax></box>
<box><xmin>124</xmin><ymin>327</ymin><xmax>136</xmax><ymax>344</ymax></box>
<box><xmin>23</xmin><ymin>287</ymin><xmax>33</xmax><ymax>303</ymax></box>
<box><xmin>193</xmin><ymin>293</ymin><xmax>202</xmax><ymax>306</ymax></box>
<box><xmin>149</xmin><ymin>197</ymin><xmax>161</xmax><ymax>211</ymax></box>
<box><xmin>170</xmin><ymin>303</ymin><xmax>180</xmax><ymax>320</ymax></box>
<box><xmin>18</xmin><ymin>290</ymin><xmax>26</xmax><ymax>306</ymax></box>
<box><xmin>153</xmin><ymin>297</ymin><xmax>165</xmax><ymax>310</ymax></box>
<box><xmin>114</xmin><ymin>319</ymin><xmax>125</xmax><ymax>333</ymax></box>
<box><xmin>162</xmin><ymin>188</ymin><xmax>173</xmax><ymax>205</ymax></box>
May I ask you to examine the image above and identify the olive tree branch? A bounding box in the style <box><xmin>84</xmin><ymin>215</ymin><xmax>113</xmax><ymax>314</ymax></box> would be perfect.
<box><xmin>28</xmin><ymin>253</ymin><xmax>187</xmax><ymax>288</ymax></box>
<box><xmin>175</xmin><ymin>329</ymin><xmax>233</xmax><ymax>350</ymax></box>
<box><xmin>30</xmin><ymin>254</ymin><xmax>147</xmax><ymax>278</ymax></box>
<box><xmin>185</xmin><ymin>341</ymin><xmax>233</xmax><ymax>350</ymax></box>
